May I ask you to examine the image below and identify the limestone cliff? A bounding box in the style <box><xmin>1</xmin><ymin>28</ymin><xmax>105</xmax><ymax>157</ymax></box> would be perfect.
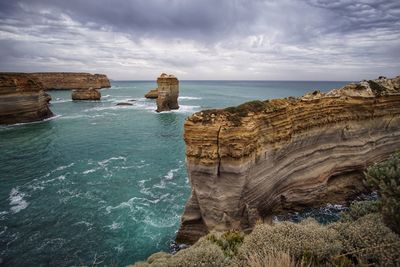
<box><xmin>29</xmin><ymin>72</ymin><xmax>111</xmax><ymax>90</ymax></box>
<box><xmin>156</xmin><ymin>73</ymin><xmax>179</xmax><ymax>112</ymax></box>
<box><xmin>0</xmin><ymin>73</ymin><xmax>53</xmax><ymax>124</ymax></box>
<box><xmin>176</xmin><ymin>75</ymin><xmax>400</xmax><ymax>244</ymax></box>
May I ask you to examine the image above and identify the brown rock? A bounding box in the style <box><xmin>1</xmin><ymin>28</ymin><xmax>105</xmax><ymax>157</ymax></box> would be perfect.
<box><xmin>0</xmin><ymin>73</ymin><xmax>53</xmax><ymax>124</ymax></box>
<box><xmin>29</xmin><ymin>72</ymin><xmax>111</xmax><ymax>90</ymax></box>
<box><xmin>176</xmin><ymin>75</ymin><xmax>400</xmax><ymax>244</ymax></box>
<box><xmin>145</xmin><ymin>88</ymin><xmax>158</xmax><ymax>99</ymax></box>
<box><xmin>156</xmin><ymin>73</ymin><xmax>179</xmax><ymax>112</ymax></box>
<box><xmin>71</xmin><ymin>88</ymin><xmax>101</xmax><ymax>100</ymax></box>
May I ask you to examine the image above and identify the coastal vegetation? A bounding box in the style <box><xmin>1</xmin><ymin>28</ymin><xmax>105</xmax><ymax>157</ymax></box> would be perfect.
<box><xmin>130</xmin><ymin>153</ymin><xmax>400</xmax><ymax>267</ymax></box>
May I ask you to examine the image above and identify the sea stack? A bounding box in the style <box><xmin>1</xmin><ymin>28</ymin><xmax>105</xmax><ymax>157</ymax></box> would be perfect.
<box><xmin>156</xmin><ymin>73</ymin><xmax>179</xmax><ymax>112</ymax></box>
<box><xmin>0</xmin><ymin>73</ymin><xmax>53</xmax><ymax>124</ymax></box>
<box><xmin>176</xmin><ymin>75</ymin><xmax>400</xmax><ymax>244</ymax></box>
<box><xmin>71</xmin><ymin>88</ymin><xmax>101</xmax><ymax>100</ymax></box>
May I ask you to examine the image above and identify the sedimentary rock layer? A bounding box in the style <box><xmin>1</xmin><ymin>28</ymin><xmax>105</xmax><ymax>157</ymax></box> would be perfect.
<box><xmin>177</xmin><ymin>75</ymin><xmax>400</xmax><ymax>244</ymax></box>
<box><xmin>0</xmin><ymin>73</ymin><xmax>53</xmax><ymax>124</ymax></box>
<box><xmin>72</xmin><ymin>88</ymin><xmax>101</xmax><ymax>100</ymax></box>
<box><xmin>29</xmin><ymin>72</ymin><xmax>111</xmax><ymax>90</ymax></box>
<box><xmin>156</xmin><ymin>73</ymin><xmax>179</xmax><ymax>112</ymax></box>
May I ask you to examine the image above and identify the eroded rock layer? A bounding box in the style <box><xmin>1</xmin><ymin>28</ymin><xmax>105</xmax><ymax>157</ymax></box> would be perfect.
<box><xmin>0</xmin><ymin>73</ymin><xmax>53</xmax><ymax>124</ymax></box>
<box><xmin>29</xmin><ymin>72</ymin><xmax>111</xmax><ymax>90</ymax></box>
<box><xmin>72</xmin><ymin>88</ymin><xmax>101</xmax><ymax>100</ymax></box>
<box><xmin>176</xmin><ymin>75</ymin><xmax>400</xmax><ymax>244</ymax></box>
<box><xmin>156</xmin><ymin>73</ymin><xmax>179</xmax><ymax>112</ymax></box>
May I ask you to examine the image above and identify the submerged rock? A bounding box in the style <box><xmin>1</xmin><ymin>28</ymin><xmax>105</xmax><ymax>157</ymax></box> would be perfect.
<box><xmin>0</xmin><ymin>73</ymin><xmax>53</xmax><ymax>124</ymax></box>
<box><xmin>156</xmin><ymin>73</ymin><xmax>179</xmax><ymax>112</ymax></box>
<box><xmin>176</xmin><ymin>75</ymin><xmax>400</xmax><ymax>244</ymax></box>
<box><xmin>71</xmin><ymin>88</ymin><xmax>101</xmax><ymax>100</ymax></box>
<box><xmin>116</xmin><ymin>102</ymin><xmax>133</xmax><ymax>106</ymax></box>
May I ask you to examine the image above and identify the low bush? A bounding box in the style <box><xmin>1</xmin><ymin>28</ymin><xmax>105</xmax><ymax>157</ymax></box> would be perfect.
<box><xmin>206</xmin><ymin>230</ymin><xmax>244</xmax><ymax>257</ymax></box>
<box><xmin>330</xmin><ymin>213</ymin><xmax>400</xmax><ymax>266</ymax></box>
<box><xmin>365</xmin><ymin>152</ymin><xmax>400</xmax><ymax>234</ymax></box>
<box><xmin>235</xmin><ymin>218</ymin><xmax>342</xmax><ymax>266</ymax></box>
<box><xmin>340</xmin><ymin>200</ymin><xmax>379</xmax><ymax>222</ymax></box>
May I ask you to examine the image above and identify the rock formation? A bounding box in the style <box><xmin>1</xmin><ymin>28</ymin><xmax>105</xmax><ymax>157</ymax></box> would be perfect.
<box><xmin>144</xmin><ymin>88</ymin><xmax>158</xmax><ymax>99</ymax></box>
<box><xmin>71</xmin><ymin>88</ymin><xmax>101</xmax><ymax>100</ymax></box>
<box><xmin>176</xmin><ymin>75</ymin><xmax>400</xmax><ymax>244</ymax></box>
<box><xmin>156</xmin><ymin>73</ymin><xmax>179</xmax><ymax>112</ymax></box>
<box><xmin>29</xmin><ymin>72</ymin><xmax>111</xmax><ymax>90</ymax></box>
<box><xmin>0</xmin><ymin>73</ymin><xmax>53</xmax><ymax>124</ymax></box>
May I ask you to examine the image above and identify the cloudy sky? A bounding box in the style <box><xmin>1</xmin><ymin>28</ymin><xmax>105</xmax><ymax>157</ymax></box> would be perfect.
<box><xmin>0</xmin><ymin>0</ymin><xmax>399</xmax><ymax>80</ymax></box>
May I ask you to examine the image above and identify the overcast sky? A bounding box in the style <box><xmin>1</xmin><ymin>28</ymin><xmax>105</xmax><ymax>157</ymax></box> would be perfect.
<box><xmin>0</xmin><ymin>0</ymin><xmax>399</xmax><ymax>80</ymax></box>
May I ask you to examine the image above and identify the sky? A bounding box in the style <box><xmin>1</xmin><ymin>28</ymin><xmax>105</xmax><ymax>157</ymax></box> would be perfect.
<box><xmin>0</xmin><ymin>0</ymin><xmax>399</xmax><ymax>81</ymax></box>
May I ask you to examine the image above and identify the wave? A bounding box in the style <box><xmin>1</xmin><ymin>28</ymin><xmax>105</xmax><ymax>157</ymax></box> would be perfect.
<box><xmin>164</xmin><ymin>168</ymin><xmax>179</xmax><ymax>180</ymax></box>
<box><xmin>0</xmin><ymin>115</ymin><xmax>61</xmax><ymax>130</ymax></box>
<box><xmin>50</xmin><ymin>99</ymin><xmax>72</xmax><ymax>104</ymax></box>
<box><xmin>9</xmin><ymin>188</ymin><xmax>29</xmax><ymax>214</ymax></box>
<box><xmin>179</xmin><ymin>96</ymin><xmax>202</xmax><ymax>100</ymax></box>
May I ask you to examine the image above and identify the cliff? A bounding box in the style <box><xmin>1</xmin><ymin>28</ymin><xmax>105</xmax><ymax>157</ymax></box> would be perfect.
<box><xmin>156</xmin><ymin>73</ymin><xmax>179</xmax><ymax>112</ymax></box>
<box><xmin>176</xmin><ymin>75</ymin><xmax>400</xmax><ymax>244</ymax></box>
<box><xmin>29</xmin><ymin>72</ymin><xmax>111</xmax><ymax>90</ymax></box>
<box><xmin>0</xmin><ymin>73</ymin><xmax>53</xmax><ymax>124</ymax></box>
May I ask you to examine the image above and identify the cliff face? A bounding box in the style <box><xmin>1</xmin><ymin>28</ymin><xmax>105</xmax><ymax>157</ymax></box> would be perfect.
<box><xmin>156</xmin><ymin>73</ymin><xmax>179</xmax><ymax>112</ymax></box>
<box><xmin>176</xmin><ymin>76</ymin><xmax>400</xmax><ymax>244</ymax></box>
<box><xmin>29</xmin><ymin>72</ymin><xmax>111</xmax><ymax>90</ymax></box>
<box><xmin>0</xmin><ymin>73</ymin><xmax>53</xmax><ymax>124</ymax></box>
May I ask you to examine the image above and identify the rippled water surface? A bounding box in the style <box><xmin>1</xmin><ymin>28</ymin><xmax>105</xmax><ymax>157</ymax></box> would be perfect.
<box><xmin>0</xmin><ymin>80</ymin><xmax>350</xmax><ymax>266</ymax></box>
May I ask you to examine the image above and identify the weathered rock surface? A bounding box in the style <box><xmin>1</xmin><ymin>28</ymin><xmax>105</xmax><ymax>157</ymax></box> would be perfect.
<box><xmin>176</xmin><ymin>75</ymin><xmax>400</xmax><ymax>244</ymax></box>
<box><xmin>156</xmin><ymin>73</ymin><xmax>179</xmax><ymax>112</ymax></box>
<box><xmin>29</xmin><ymin>72</ymin><xmax>111</xmax><ymax>90</ymax></box>
<box><xmin>0</xmin><ymin>73</ymin><xmax>53</xmax><ymax>124</ymax></box>
<box><xmin>116</xmin><ymin>102</ymin><xmax>133</xmax><ymax>106</ymax></box>
<box><xmin>71</xmin><ymin>88</ymin><xmax>101</xmax><ymax>100</ymax></box>
<box><xmin>145</xmin><ymin>88</ymin><xmax>158</xmax><ymax>99</ymax></box>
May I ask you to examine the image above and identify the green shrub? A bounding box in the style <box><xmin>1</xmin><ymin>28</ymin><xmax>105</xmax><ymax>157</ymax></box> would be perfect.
<box><xmin>330</xmin><ymin>213</ymin><xmax>400</xmax><ymax>266</ymax></box>
<box><xmin>206</xmin><ymin>230</ymin><xmax>244</xmax><ymax>257</ymax></box>
<box><xmin>236</xmin><ymin>218</ymin><xmax>342</xmax><ymax>266</ymax></box>
<box><xmin>365</xmin><ymin>152</ymin><xmax>400</xmax><ymax>234</ymax></box>
<box><xmin>340</xmin><ymin>200</ymin><xmax>379</xmax><ymax>222</ymax></box>
<box><xmin>167</xmin><ymin>238</ymin><xmax>230</xmax><ymax>267</ymax></box>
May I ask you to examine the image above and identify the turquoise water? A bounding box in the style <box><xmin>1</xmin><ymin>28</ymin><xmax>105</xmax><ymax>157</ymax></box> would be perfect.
<box><xmin>0</xmin><ymin>80</ymin><xmax>350</xmax><ymax>266</ymax></box>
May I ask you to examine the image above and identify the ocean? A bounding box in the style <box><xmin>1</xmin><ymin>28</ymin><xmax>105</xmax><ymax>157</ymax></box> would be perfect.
<box><xmin>0</xmin><ymin>80</ymin><xmax>350</xmax><ymax>266</ymax></box>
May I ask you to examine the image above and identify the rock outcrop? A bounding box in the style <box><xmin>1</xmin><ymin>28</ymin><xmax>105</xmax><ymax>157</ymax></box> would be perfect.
<box><xmin>176</xmin><ymin>75</ymin><xmax>400</xmax><ymax>244</ymax></box>
<box><xmin>0</xmin><ymin>73</ymin><xmax>53</xmax><ymax>124</ymax></box>
<box><xmin>156</xmin><ymin>73</ymin><xmax>179</xmax><ymax>112</ymax></box>
<box><xmin>145</xmin><ymin>88</ymin><xmax>158</xmax><ymax>99</ymax></box>
<box><xmin>29</xmin><ymin>72</ymin><xmax>111</xmax><ymax>90</ymax></box>
<box><xmin>71</xmin><ymin>88</ymin><xmax>101</xmax><ymax>100</ymax></box>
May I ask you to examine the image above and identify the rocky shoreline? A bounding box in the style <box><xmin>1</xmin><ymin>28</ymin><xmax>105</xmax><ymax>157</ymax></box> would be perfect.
<box><xmin>0</xmin><ymin>72</ymin><xmax>111</xmax><ymax>124</ymax></box>
<box><xmin>176</xmin><ymin>75</ymin><xmax>400</xmax><ymax>244</ymax></box>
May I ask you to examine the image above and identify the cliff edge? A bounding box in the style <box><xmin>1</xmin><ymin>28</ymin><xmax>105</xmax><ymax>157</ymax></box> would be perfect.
<box><xmin>0</xmin><ymin>73</ymin><xmax>53</xmax><ymax>124</ymax></box>
<box><xmin>176</xmin><ymin>75</ymin><xmax>400</xmax><ymax>244</ymax></box>
<box><xmin>29</xmin><ymin>72</ymin><xmax>111</xmax><ymax>90</ymax></box>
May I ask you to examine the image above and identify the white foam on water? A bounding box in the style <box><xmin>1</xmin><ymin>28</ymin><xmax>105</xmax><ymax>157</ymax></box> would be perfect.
<box><xmin>107</xmin><ymin>221</ymin><xmax>123</xmax><ymax>230</ymax></box>
<box><xmin>73</xmin><ymin>221</ymin><xmax>93</xmax><ymax>228</ymax></box>
<box><xmin>9</xmin><ymin>188</ymin><xmax>29</xmax><ymax>214</ymax></box>
<box><xmin>114</xmin><ymin>245</ymin><xmax>124</xmax><ymax>253</ymax></box>
<box><xmin>0</xmin><ymin>115</ymin><xmax>62</xmax><ymax>130</ymax></box>
<box><xmin>179</xmin><ymin>96</ymin><xmax>202</xmax><ymax>100</ymax></box>
<box><xmin>98</xmin><ymin>156</ymin><xmax>126</xmax><ymax>167</ymax></box>
<box><xmin>83</xmin><ymin>168</ymin><xmax>100</xmax><ymax>174</ymax></box>
<box><xmin>164</xmin><ymin>168</ymin><xmax>179</xmax><ymax>180</ymax></box>
<box><xmin>51</xmin><ymin>99</ymin><xmax>72</xmax><ymax>104</ymax></box>
<box><xmin>55</xmin><ymin>163</ymin><xmax>74</xmax><ymax>171</ymax></box>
